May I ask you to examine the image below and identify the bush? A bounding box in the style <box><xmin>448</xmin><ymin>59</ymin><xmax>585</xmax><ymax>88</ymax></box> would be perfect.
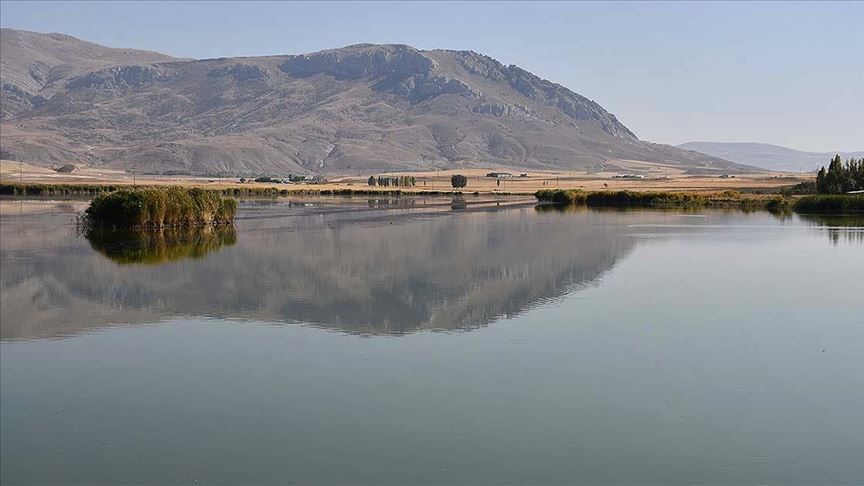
<box><xmin>451</xmin><ymin>174</ymin><xmax>468</xmax><ymax>188</ymax></box>
<box><xmin>718</xmin><ymin>190</ymin><xmax>741</xmax><ymax>198</ymax></box>
<box><xmin>780</xmin><ymin>180</ymin><xmax>818</xmax><ymax>195</ymax></box>
<box><xmin>764</xmin><ymin>196</ymin><xmax>794</xmax><ymax>213</ymax></box>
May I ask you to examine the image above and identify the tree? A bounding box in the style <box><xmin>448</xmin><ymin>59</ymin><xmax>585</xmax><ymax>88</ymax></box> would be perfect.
<box><xmin>826</xmin><ymin>154</ymin><xmax>844</xmax><ymax>193</ymax></box>
<box><xmin>816</xmin><ymin>155</ymin><xmax>864</xmax><ymax>194</ymax></box>
<box><xmin>451</xmin><ymin>174</ymin><xmax>467</xmax><ymax>188</ymax></box>
<box><xmin>816</xmin><ymin>166</ymin><xmax>827</xmax><ymax>193</ymax></box>
<box><xmin>368</xmin><ymin>176</ymin><xmax>376</xmax><ymax>186</ymax></box>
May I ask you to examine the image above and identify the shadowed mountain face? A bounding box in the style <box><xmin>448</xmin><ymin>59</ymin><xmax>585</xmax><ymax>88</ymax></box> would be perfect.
<box><xmin>0</xmin><ymin>198</ymin><xmax>638</xmax><ymax>339</ymax></box>
<box><xmin>0</xmin><ymin>29</ymin><xmax>751</xmax><ymax>175</ymax></box>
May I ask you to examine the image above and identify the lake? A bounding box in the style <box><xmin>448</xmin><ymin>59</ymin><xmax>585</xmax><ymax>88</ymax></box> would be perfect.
<box><xmin>1</xmin><ymin>196</ymin><xmax>863</xmax><ymax>485</ymax></box>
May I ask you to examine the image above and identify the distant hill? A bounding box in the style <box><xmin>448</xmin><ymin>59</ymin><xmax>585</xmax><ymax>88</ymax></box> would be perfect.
<box><xmin>678</xmin><ymin>142</ymin><xmax>864</xmax><ymax>172</ymax></box>
<box><xmin>0</xmin><ymin>28</ymin><xmax>754</xmax><ymax>175</ymax></box>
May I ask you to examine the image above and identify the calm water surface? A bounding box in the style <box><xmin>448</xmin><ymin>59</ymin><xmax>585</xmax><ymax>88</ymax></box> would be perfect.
<box><xmin>1</xmin><ymin>197</ymin><xmax>863</xmax><ymax>485</ymax></box>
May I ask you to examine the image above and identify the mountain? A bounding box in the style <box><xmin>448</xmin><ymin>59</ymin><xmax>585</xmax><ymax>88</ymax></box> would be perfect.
<box><xmin>678</xmin><ymin>142</ymin><xmax>864</xmax><ymax>172</ymax></box>
<box><xmin>0</xmin><ymin>28</ymin><xmax>752</xmax><ymax>175</ymax></box>
<box><xmin>0</xmin><ymin>28</ymin><xmax>183</xmax><ymax>119</ymax></box>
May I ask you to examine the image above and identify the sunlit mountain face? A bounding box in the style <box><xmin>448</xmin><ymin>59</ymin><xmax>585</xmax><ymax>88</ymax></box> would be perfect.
<box><xmin>1</xmin><ymin>28</ymin><xmax>749</xmax><ymax>175</ymax></box>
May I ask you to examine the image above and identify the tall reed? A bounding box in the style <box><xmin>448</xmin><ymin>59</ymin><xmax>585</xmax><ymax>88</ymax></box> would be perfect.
<box><xmin>84</xmin><ymin>187</ymin><xmax>237</xmax><ymax>228</ymax></box>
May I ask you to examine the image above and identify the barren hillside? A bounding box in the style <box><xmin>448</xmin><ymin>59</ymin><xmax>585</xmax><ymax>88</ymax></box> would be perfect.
<box><xmin>1</xmin><ymin>29</ymin><xmax>752</xmax><ymax>175</ymax></box>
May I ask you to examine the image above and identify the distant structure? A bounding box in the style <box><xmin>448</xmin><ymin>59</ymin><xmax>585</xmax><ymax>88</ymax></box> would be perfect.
<box><xmin>612</xmin><ymin>173</ymin><xmax>645</xmax><ymax>179</ymax></box>
<box><xmin>54</xmin><ymin>164</ymin><xmax>77</xmax><ymax>173</ymax></box>
<box><xmin>486</xmin><ymin>172</ymin><xmax>513</xmax><ymax>178</ymax></box>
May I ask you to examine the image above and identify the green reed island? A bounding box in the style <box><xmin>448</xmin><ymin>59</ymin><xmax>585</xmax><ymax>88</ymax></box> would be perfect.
<box><xmin>83</xmin><ymin>187</ymin><xmax>237</xmax><ymax>229</ymax></box>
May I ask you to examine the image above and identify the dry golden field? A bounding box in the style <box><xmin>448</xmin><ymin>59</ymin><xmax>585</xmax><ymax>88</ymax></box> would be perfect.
<box><xmin>0</xmin><ymin>160</ymin><xmax>810</xmax><ymax>195</ymax></box>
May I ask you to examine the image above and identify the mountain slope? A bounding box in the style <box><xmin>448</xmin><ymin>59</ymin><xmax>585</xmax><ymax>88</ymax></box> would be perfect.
<box><xmin>1</xmin><ymin>29</ymin><xmax>753</xmax><ymax>175</ymax></box>
<box><xmin>0</xmin><ymin>28</ymin><xmax>183</xmax><ymax>119</ymax></box>
<box><xmin>678</xmin><ymin>142</ymin><xmax>864</xmax><ymax>172</ymax></box>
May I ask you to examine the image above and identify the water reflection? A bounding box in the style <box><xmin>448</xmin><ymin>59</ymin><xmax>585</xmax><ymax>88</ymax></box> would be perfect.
<box><xmin>1</xmin><ymin>198</ymin><xmax>862</xmax><ymax>340</ymax></box>
<box><xmin>85</xmin><ymin>226</ymin><xmax>237</xmax><ymax>265</ymax></box>
<box><xmin>797</xmin><ymin>213</ymin><xmax>864</xmax><ymax>245</ymax></box>
<box><xmin>1</xmin><ymin>199</ymin><xmax>633</xmax><ymax>339</ymax></box>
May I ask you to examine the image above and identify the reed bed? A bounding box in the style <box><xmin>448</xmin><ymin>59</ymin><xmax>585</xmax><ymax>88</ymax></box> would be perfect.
<box><xmin>83</xmin><ymin>187</ymin><xmax>237</xmax><ymax>229</ymax></box>
<box><xmin>535</xmin><ymin>189</ymin><xmax>800</xmax><ymax>213</ymax></box>
<box><xmin>1</xmin><ymin>183</ymin><xmax>123</xmax><ymax>195</ymax></box>
<box><xmin>793</xmin><ymin>194</ymin><xmax>864</xmax><ymax>213</ymax></box>
<box><xmin>536</xmin><ymin>189</ymin><xmax>709</xmax><ymax>207</ymax></box>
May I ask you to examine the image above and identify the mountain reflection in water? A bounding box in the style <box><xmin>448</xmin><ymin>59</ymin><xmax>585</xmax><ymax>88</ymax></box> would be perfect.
<box><xmin>1</xmin><ymin>198</ymin><xmax>861</xmax><ymax>340</ymax></box>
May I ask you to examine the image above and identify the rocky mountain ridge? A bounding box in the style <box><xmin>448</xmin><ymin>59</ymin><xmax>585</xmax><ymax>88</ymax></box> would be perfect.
<box><xmin>1</xmin><ymin>28</ymin><xmax>752</xmax><ymax>175</ymax></box>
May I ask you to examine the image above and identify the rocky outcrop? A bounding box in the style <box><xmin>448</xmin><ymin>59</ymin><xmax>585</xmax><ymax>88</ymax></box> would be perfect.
<box><xmin>451</xmin><ymin>50</ymin><xmax>637</xmax><ymax>142</ymax></box>
<box><xmin>66</xmin><ymin>64</ymin><xmax>170</xmax><ymax>90</ymax></box>
<box><xmin>281</xmin><ymin>44</ymin><xmax>480</xmax><ymax>102</ymax></box>
<box><xmin>1</xmin><ymin>82</ymin><xmax>47</xmax><ymax>118</ymax></box>
<box><xmin>473</xmin><ymin>102</ymin><xmax>531</xmax><ymax>117</ymax></box>
<box><xmin>451</xmin><ymin>50</ymin><xmax>508</xmax><ymax>81</ymax></box>
<box><xmin>207</xmin><ymin>63</ymin><xmax>270</xmax><ymax>81</ymax></box>
<box><xmin>504</xmin><ymin>65</ymin><xmax>637</xmax><ymax>142</ymax></box>
<box><xmin>281</xmin><ymin>44</ymin><xmax>435</xmax><ymax>80</ymax></box>
<box><xmin>398</xmin><ymin>75</ymin><xmax>481</xmax><ymax>102</ymax></box>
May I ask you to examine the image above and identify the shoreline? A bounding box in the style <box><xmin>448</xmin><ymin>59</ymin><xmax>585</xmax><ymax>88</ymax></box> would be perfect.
<box><xmin>535</xmin><ymin>189</ymin><xmax>864</xmax><ymax>214</ymax></box>
<box><xmin>0</xmin><ymin>161</ymin><xmax>811</xmax><ymax>196</ymax></box>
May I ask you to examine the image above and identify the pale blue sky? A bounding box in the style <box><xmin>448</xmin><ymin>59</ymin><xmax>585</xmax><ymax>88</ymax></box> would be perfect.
<box><xmin>2</xmin><ymin>1</ymin><xmax>861</xmax><ymax>152</ymax></box>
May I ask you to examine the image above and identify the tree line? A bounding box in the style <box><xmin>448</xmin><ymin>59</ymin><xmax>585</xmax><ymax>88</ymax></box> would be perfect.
<box><xmin>368</xmin><ymin>176</ymin><xmax>416</xmax><ymax>187</ymax></box>
<box><xmin>366</xmin><ymin>174</ymin><xmax>469</xmax><ymax>189</ymax></box>
<box><xmin>816</xmin><ymin>155</ymin><xmax>864</xmax><ymax>194</ymax></box>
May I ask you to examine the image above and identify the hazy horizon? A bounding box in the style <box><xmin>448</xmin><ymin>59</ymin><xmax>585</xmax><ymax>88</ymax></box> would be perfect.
<box><xmin>2</xmin><ymin>1</ymin><xmax>862</xmax><ymax>153</ymax></box>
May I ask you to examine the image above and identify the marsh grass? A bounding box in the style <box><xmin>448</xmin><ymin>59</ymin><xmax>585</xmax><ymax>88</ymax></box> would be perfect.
<box><xmin>536</xmin><ymin>189</ymin><xmax>708</xmax><ymax>207</ymax></box>
<box><xmin>535</xmin><ymin>189</ymin><xmax>803</xmax><ymax>214</ymax></box>
<box><xmin>793</xmin><ymin>195</ymin><xmax>864</xmax><ymax>213</ymax></box>
<box><xmin>1</xmin><ymin>183</ymin><xmax>123</xmax><ymax>195</ymax></box>
<box><xmin>585</xmin><ymin>190</ymin><xmax>707</xmax><ymax>207</ymax></box>
<box><xmin>83</xmin><ymin>187</ymin><xmax>236</xmax><ymax>229</ymax></box>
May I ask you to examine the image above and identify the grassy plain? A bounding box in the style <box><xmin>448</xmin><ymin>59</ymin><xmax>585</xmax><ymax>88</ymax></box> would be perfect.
<box><xmin>1</xmin><ymin>160</ymin><xmax>810</xmax><ymax>195</ymax></box>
